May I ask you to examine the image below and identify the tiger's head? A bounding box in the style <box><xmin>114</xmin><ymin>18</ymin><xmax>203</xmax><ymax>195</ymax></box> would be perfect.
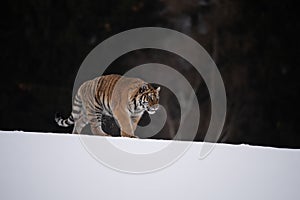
<box><xmin>134</xmin><ymin>84</ymin><xmax>160</xmax><ymax>115</ymax></box>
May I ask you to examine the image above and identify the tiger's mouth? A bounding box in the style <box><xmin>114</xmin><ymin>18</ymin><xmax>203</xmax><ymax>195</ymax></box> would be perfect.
<box><xmin>147</xmin><ymin>105</ymin><xmax>159</xmax><ymax>115</ymax></box>
<box><xmin>148</xmin><ymin>110</ymin><xmax>156</xmax><ymax>115</ymax></box>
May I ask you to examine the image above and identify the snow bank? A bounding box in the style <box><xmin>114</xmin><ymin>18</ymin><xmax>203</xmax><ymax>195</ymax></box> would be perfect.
<box><xmin>0</xmin><ymin>131</ymin><xmax>299</xmax><ymax>200</ymax></box>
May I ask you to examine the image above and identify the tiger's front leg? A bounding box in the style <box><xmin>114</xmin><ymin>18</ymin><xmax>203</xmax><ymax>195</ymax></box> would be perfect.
<box><xmin>131</xmin><ymin>115</ymin><xmax>142</xmax><ymax>132</ymax></box>
<box><xmin>113</xmin><ymin>110</ymin><xmax>138</xmax><ymax>138</ymax></box>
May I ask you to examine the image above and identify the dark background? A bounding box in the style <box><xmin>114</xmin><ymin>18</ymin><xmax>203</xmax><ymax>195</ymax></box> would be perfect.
<box><xmin>1</xmin><ymin>0</ymin><xmax>299</xmax><ymax>148</ymax></box>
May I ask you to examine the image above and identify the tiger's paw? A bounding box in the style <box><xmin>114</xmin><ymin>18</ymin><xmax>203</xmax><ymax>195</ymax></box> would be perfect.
<box><xmin>121</xmin><ymin>132</ymin><xmax>139</xmax><ymax>139</ymax></box>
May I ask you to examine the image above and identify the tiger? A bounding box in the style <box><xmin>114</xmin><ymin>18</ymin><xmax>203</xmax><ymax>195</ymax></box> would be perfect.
<box><xmin>55</xmin><ymin>74</ymin><xmax>160</xmax><ymax>138</ymax></box>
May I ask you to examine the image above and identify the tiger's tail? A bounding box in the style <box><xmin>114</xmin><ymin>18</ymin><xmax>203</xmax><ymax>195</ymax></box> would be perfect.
<box><xmin>55</xmin><ymin>92</ymin><xmax>82</xmax><ymax>128</ymax></box>
<box><xmin>55</xmin><ymin>113</ymin><xmax>74</xmax><ymax>127</ymax></box>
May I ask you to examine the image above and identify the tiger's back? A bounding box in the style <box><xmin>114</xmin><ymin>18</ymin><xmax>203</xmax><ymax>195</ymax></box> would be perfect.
<box><xmin>78</xmin><ymin>74</ymin><xmax>122</xmax><ymax>117</ymax></box>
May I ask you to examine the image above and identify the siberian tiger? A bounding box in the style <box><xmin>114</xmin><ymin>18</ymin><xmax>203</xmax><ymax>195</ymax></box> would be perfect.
<box><xmin>55</xmin><ymin>74</ymin><xmax>160</xmax><ymax>138</ymax></box>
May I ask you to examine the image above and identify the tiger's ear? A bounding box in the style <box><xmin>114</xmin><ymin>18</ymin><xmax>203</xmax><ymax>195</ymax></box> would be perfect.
<box><xmin>156</xmin><ymin>87</ymin><xmax>161</xmax><ymax>92</ymax></box>
<box><xmin>139</xmin><ymin>85</ymin><xmax>147</xmax><ymax>93</ymax></box>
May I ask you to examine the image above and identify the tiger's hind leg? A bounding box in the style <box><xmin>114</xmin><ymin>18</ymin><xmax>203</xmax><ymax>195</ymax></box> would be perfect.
<box><xmin>90</xmin><ymin>117</ymin><xmax>110</xmax><ymax>136</ymax></box>
<box><xmin>70</xmin><ymin>92</ymin><xmax>87</xmax><ymax>134</ymax></box>
<box><xmin>90</xmin><ymin>125</ymin><xmax>110</xmax><ymax>136</ymax></box>
<box><xmin>72</xmin><ymin>116</ymin><xmax>88</xmax><ymax>134</ymax></box>
<box><xmin>86</xmin><ymin>112</ymin><xmax>111</xmax><ymax>136</ymax></box>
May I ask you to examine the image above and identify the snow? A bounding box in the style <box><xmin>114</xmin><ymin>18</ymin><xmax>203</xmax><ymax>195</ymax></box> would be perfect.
<box><xmin>0</xmin><ymin>131</ymin><xmax>300</xmax><ymax>200</ymax></box>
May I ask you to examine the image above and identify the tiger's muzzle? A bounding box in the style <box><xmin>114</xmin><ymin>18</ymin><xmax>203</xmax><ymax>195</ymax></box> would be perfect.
<box><xmin>147</xmin><ymin>104</ymin><xmax>159</xmax><ymax>115</ymax></box>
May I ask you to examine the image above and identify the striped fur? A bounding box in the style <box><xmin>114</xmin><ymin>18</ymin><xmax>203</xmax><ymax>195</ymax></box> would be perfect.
<box><xmin>55</xmin><ymin>74</ymin><xmax>160</xmax><ymax>138</ymax></box>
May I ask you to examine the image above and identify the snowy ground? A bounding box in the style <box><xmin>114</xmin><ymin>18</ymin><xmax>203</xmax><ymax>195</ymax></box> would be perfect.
<box><xmin>0</xmin><ymin>131</ymin><xmax>299</xmax><ymax>200</ymax></box>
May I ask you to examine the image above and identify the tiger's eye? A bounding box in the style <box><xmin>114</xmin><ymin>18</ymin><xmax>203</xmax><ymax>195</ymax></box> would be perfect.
<box><xmin>148</xmin><ymin>94</ymin><xmax>153</xmax><ymax>100</ymax></box>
